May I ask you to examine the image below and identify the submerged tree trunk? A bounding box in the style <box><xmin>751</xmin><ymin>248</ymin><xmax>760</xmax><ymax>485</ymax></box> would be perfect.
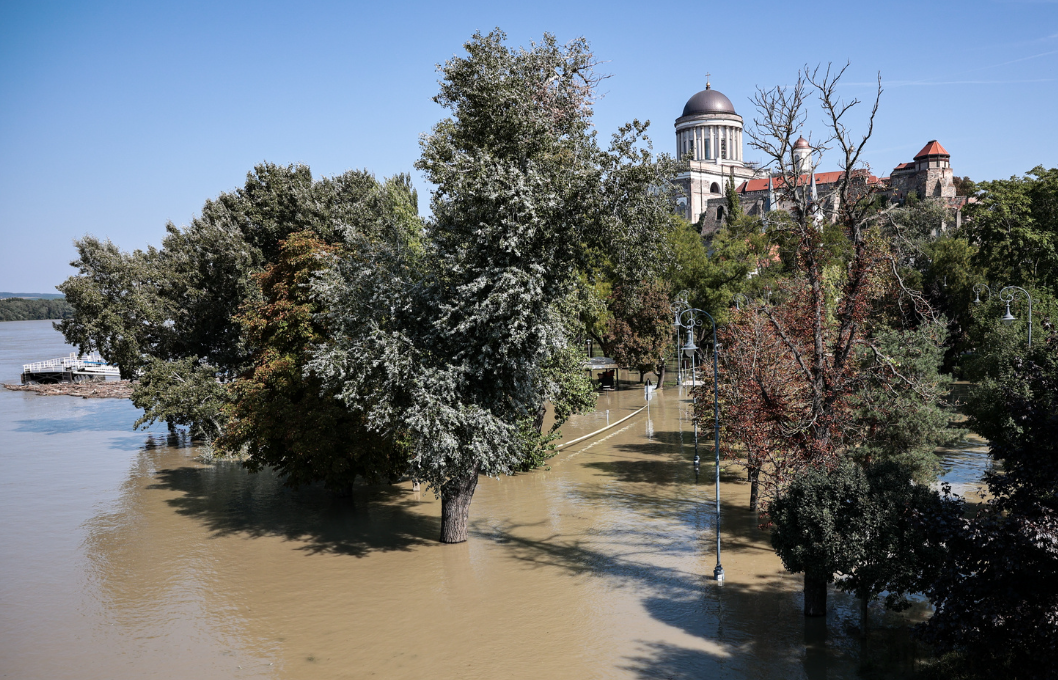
<box><xmin>748</xmin><ymin>466</ymin><xmax>760</xmax><ymax>512</ymax></box>
<box><xmin>533</xmin><ymin>404</ymin><xmax>547</xmax><ymax>434</ymax></box>
<box><xmin>439</xmin><ymin>463</ymin><xmax>481</xmax><ymax>543</ymax></box>
<box><xmin>654</xmin><ymin>363</ymin><xmax>666</xmax><ymax>388</ymax></box>
<box><xmin>804</xmin><ymin>573</ymin><xmax>828</xmax><ymax>617</ymax></box>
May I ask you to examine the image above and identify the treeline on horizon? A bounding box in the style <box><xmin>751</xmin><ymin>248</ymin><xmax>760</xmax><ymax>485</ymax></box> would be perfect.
<box><xmin>0</xmin><ymin>296</ymin><xmax>73</xmax><ymax>321</ymax></box>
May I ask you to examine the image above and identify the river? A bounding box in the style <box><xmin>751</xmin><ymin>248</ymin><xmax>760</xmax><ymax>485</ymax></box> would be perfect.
<box><xmin>0</xmin><ymin>320</ymin><xmax>987</xmax><ymax>679</ymax></box>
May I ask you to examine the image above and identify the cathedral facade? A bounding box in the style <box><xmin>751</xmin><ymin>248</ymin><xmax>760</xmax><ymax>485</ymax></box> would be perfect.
<box><xmin>674</xmin><ymin>84</ymin><xmax>963</xmax><ymax>234</ymax></box>
<box><xmin>672</xmin><ymin>82</ymin><xmax>760</xmax><ymax>226</ymax></box>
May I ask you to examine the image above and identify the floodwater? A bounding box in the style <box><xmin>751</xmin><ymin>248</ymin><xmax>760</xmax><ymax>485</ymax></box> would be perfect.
<box><xmin>0</xmin><ymin>320</ymin><xmax>985</xmax><ymax>679</ymax></box>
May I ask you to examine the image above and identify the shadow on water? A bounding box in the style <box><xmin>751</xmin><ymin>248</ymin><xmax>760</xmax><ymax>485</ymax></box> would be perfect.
<box><xmin>148</xmin><ymin>461</ymin><xmax>439</xmax><ymax>558</ymax></box>
<box><xmin>486</xmin><ymin>440</ymin><xmax>930</xmax><ymax>679</ymax></box>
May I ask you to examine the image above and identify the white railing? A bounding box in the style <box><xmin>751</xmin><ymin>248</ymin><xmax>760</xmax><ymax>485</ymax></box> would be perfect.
<box><xmin>22</xmin><ymin>352</ymin><xmax>120</xmax><ymax>377</ymax></box>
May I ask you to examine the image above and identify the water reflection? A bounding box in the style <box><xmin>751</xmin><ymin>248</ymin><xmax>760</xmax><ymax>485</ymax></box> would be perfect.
<box><xmin>936</xmin><ymin>433</ymin><xmax>992</xmax><ymax>496</ymax></box>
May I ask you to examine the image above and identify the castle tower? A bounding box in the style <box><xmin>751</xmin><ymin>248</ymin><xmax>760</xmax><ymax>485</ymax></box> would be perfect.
<box><xmin>888</xmin><ymin>140</ymin><xmax>956</xmax><ymax>201</ymax></box>
<box><xmin>793</xmin><ymin>136</ymin><xmax>812</xmax><ymax>176</ymax></box>
<box><xmin>913</xmin><ymin>140</ymin><xmax>955</xmax><ymax>198</ymax></box>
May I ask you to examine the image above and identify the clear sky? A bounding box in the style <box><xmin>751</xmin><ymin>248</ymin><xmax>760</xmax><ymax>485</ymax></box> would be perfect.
<box><xmin>2</xmin><ymin>0</ymin><xmax>1056</xmax><ymax>292</ymax></box>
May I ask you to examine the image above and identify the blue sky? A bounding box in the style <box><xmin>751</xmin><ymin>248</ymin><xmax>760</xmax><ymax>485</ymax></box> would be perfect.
<box><xmin>2</xmin><ymin>0</ymin><xmax>1056</xmax><ymax>292</ymax></box>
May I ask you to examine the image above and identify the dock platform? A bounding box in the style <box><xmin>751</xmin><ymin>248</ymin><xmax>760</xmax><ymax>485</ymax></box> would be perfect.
<box><xmin>21</xmin><ymin>352</ymin><xmax>120</xmax><ymax>384</ymax></box>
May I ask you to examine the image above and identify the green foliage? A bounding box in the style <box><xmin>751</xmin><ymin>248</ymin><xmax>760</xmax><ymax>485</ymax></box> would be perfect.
<box><xmin>770</xmin><ymin>460</ymin><xmax>953</xmax><ymax>608</ymax></box>
<box><xmin>217</xmin><ymin>232</ymin><xmax>409</xmax><ymax>489</ymax></box>
<box><xmin>131</xmin><ymin>356</ymin><xmax>228</xmax><ymax>439</ymax></box>
<box><xmin>664</xmin><ymin>213</ymin><xmax>773</xmax><ymax>323</ymax></box>
<box><xmin>0</xmin><ymin>297</ymin><xmax>73</xmax><ymax>321</ymax></box>
<box><xmin>952</xmin><ymin>175</ymin><xmax>975</xmax><ymax>197</ymax></box>
<box><xmin>309</xmin><ymin>31</ymin><xmax>674</xmax><ymax>540</ymax></box>
<box><xmin>602</xmin><ymin>280</ymin><xmax>672</xmax><ymax>377</ymax></box>
<box><xmin>57</xmin><ymin>163</ymin><xmax>418</xmax><ymax>442</ymax></box>
<box><xmin>57</xmin><ymin>238</ymin><xmax>168</xmax><ymax>378</ymax></box>
<box><xmin>963</xmin><ymin>318</ymin><xmax>1056</xmax><ymax>457</ymax></box>
<box><xmin>835</xmin><ymin>462</ymin><xmax>957</xmax><ymax>609</ymax></box>
<box><xmin>770</xmin><ymin>461</ymin><xmax>871</xmax><ymax>585</ymax></box>
<box><xmin>962</xmin><ymin>166</ymin><xmax>1058</xmax><ymax>290</ymax></box>
<box><xmin>725</xmin><ymin>174</ymin><xmax>743</xmax><ymax>220</ymax></box>
<box><xmin>920</xmin><ymin>331</ymin><xmax>1058</xmax><ymax>679</ymax></box>
<box><xmin>853</xmin><ymin>324</ymin><xmax>962</xmax><ymax>482</ymax></box>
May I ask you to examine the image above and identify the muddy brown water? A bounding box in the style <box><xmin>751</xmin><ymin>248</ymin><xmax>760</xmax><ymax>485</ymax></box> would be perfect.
<box><xmin>2</xmin><ymin>320</ymin><xmax>977</xmax><ymax>679</ymax></box>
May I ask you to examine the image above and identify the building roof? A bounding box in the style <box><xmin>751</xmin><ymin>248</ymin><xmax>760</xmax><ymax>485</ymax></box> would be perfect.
<box><xmin>681</xmin><ymin>84</ymin><xmax>736</xmax><ymax>118</ymax></box>
<box><xmin>913</xmin><ymin>140</ymin><xmax>949</xmax><ymax>160</ymax></box>
<box><xmin>793</xmin><ymin>136</ymin><xmax>811</xmax><ymax>149</ymax></box>
<box><xmin>892</xmin><ymin>162</ymin><xmax>914</xmax><ymax>172</ymax></box>
<box><xmin>737</xmin><ymin>170</ymin><xmax>879</xmax><ymax>193</ymax></box>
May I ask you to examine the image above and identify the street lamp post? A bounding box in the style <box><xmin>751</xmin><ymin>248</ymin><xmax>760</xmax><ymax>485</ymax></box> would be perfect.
<box><xmin>678</xmin><ymin>307</ymin><xmax>725</xmax><ymax>584</ymax></box>
<box><xmin>974</xmin><ymin>282</ymin><xmax>1033</xmax><ymax>347</ymax></box>
<box><xmin>671</xmin><ymin>291</ymin><xmax>690</xmax><ymax>386</ymax></box>
<box><xmin>1000</xmin><ymin>286</ymin><xmax>1033</xmax><ymax>347</ymax></box>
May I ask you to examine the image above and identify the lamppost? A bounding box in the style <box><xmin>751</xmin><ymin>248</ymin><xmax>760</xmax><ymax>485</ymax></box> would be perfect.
<box><xmin>671</xmin><ymin>290</ymin><xmax>690</xmax><ymax>386</ymax></box>
<box><xmin>678</xmin><ymin>307</ymin><xmax>725</xmax><ymax>584</ymax></box>
<box><xmin>973</xmin><ymin>283</ymin><xmax>1033</xmax><ymax>347</ymax></box>
<box><xmin>1000</xmin><ymin>286</ymin><xmax>1033</xmax><ymax>347</ymax></box>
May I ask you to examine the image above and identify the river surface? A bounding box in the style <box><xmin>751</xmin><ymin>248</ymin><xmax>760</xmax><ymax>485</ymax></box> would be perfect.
<box><xmin>0</xmin><ymin>320</ymin><xmax>987</xmax><ymax>679</ymax></box>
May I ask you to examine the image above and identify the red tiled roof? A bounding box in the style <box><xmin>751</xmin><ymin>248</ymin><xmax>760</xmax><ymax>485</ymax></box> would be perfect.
<box><xmin>913</xmin><ymin>140</ymin><xmax>949</xmax><ymax>159</ymax></box>
<box><xmin>738</xmin><ymin>170</ymin><xmax>878</xmax><ymax>194</ymax></box>
<box><xmin>892</xmin><ymin>162</ymin><xmax>914</xmax><ymax>171</ymax></box>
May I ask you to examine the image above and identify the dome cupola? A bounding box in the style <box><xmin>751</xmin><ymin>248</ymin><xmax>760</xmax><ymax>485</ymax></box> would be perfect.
<box><xmin>681</xmin><ymin>83</ymin><xmax>736</xmax><ymax>118</ymax></box>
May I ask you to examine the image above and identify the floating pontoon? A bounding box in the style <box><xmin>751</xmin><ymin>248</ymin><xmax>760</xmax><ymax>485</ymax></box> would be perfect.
<box><xmin>21</xmin><ymin>352</ymin><xmax>120</xmax><ymax>384</ymax></box>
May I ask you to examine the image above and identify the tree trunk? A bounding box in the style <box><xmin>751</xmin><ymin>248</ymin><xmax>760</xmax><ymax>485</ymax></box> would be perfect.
<box><xmin>439</xmin><ymin>463</ymin><xmax>480</xmax><ymax>544</ymax></box>
<box><xmin>655</xmin><ymin>363</ymin><xmax>666</xmax><ymax>388</ymax></box>
<box><xmin>748</xmin><ymin>466</ymin><xmax>760</xmax><ymax>512</ymax></box>
<box><xmin>804</xmin><ymin>573</ymin><xmax>828</xmax><ymax>617</ymax></box>
<box><xmin>532</xmin><ymin>404</ymin><xmax>547</xmax><ymax>434</ymax></box>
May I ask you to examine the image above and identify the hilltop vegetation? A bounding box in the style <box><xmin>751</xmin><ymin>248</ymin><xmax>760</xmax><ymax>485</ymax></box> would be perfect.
<box><xmin>0</xmin><ymin>297</ymin><xmax>73</xmax><ymax>321</ymax></box>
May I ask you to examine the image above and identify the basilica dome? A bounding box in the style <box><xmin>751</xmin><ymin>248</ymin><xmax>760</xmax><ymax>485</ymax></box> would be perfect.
<box><xmin>681</xmin><ymin>85</ymin><xmax>736</xmax><ymax>117</ymax></box>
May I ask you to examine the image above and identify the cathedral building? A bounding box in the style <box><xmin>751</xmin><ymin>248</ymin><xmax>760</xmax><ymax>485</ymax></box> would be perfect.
<box><xmin>673</xmin><ymin>82</ymin><xmax>760</xmax><ymax>226</ymax></box>
<box><xmin>674</xmin><ymin>84</ymin><xmax>964</xmax><ymax>234</ymax></box>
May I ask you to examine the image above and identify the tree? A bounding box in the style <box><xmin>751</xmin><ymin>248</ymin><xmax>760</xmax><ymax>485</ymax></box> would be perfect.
<box><xmin>770</xmin><ymin>460</ymin><xmax>956</xmax><ymax>619</ymax></box>
<box><xmin>919</xmin><ymin>331</ymin><xmax>1058</xmax><ymax>678</ymax></box>
<box><xmin>57</xmin><ymin>238</ymin><xmax>169</xmax><ymax>379</ymax></box>
<box><xmin>309</xmin><ymin>30</ymin><xmax>675</xmax><ymax>543</ymax></box>
<box><xmin>217</xmin><ymin>232</ymin><xmax>409</xmax><ymax>491</ymax></box>
<box><xmin>57</xmin><ymin>164</ymin><xmax>419</xmax><ymax>442</ymax></box>
<box><xmin>770</xmin><ymin>461</ymin><xmax>870</xmax><ymax>617</ymax></box>
<box><xmin>664</xmin><ymin>212</ymin><xmax>774</xmax><ymax>326</ymax></box>
<box><xmin>713</xmin><ymin>64</ymin><xmax>960</xmax><ymax>615</ymax></box>
<box><xmin>725</xmin><ymin>173</ymin><xmax>743</xmax><ymax>221</ymax></box>
<box><xmin>602</xmin><ymin>280</ymin><xmax>672</xmax><ymax>384</ymax></box>
<box><xmin>962</xmin><ymin>166</ymin><xmax>1058</xmax><ymax>291</ymax></box>
<box><xmin>952</xmin><ymin>175</ymin><xmax>974</xmax><ymax>196</ymax></box>
<box><xmin>850</xmin><ymin>324</ymin><xmax>961</xmax><ymax>482</ymax></box>
<box><xmin>0</xmin><ymin>297</ymin><xmax>73</xmax><ymax>321</ymax></box>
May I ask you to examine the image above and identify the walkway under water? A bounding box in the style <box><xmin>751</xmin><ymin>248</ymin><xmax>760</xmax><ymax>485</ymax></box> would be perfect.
<box><xmin>1</xmin><ymin>321</ymin><xmax>960</xmax><ymax>679</ymax></box>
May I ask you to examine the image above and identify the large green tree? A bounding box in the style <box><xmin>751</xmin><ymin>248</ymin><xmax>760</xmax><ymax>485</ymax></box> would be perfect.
<box><xmin>58</xmin><ymin>164</ymin><xmax>420</xmax><ymax>444</ymax></box>
<box><xmin>962</xmin><ymin>166</ymin><xmax>1058</xmax><ymax>290</ymax></box>
<box><xmin>308</xmin><ymin>30</ymin><xmax>675</xmax><ymax>543</ymax></box>
<box><xmin>217</xmin><ymin>231</ymin><xmax>410</xmax><ymax>491</ymax></box>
